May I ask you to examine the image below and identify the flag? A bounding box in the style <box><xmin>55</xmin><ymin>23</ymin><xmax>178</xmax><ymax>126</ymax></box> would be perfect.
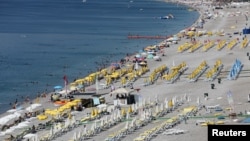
<box><xmin>63</xmin><ymin>75</ymin><xmax>68</xmax><ymax>86</ymax></box>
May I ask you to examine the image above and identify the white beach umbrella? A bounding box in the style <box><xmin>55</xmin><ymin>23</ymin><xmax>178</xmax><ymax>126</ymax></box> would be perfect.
<box><xmin>135</xmin><ymin>103</ymin><xmax>138</xmax><ymax>111</ymax></box>
<box><xmin>143</xmin><ymin>98</ymin><xmax>146</xmax><ymax>106</ymax></box>
<box><xmin>25</xmin><ymin>103</ymin><xmax>42</xmax><ymax>112</ymax></box>
<box><xmin>130</xmin><ymin>117</ymin><xmax>136</xmax><ymax>127</ymax></box>
<box><xmin>187</xmin><ymin>96</ymin><xmax>191</xmax><ymax>102</ymax></box>
<box><xmin>172</xmin><ymin>96</ymin><xmax>176</xmax><ymax>106</ymax></box>
<box><xmin>105</xmin><ymin>116</ymin><xmax>108</xmax><ymax>124</ymax></box>
<box><xmin>155</xmin><ymin>94</ymin><xmax>158</xmax><ymax>103</ymax></box>
<box><xmin>117</xmin><ymin>109</ymin><xmax>121</xmax><ymax>119</ymax></box>
<box><xmin>64</xmin><ymin>118</ymin><xmax>70</xmax><ymax>128</ymax></box>
<box><xmin>77</xmin><ymin>129</ymin><xmax>82</xmax><ymax>139</ymax></box>
<box><xmin>112</xmin><ymin>111</ymin><xmax>116</xmax><ymax>121</ymax></box>
<box><xmin>83</xmin><ymin>126</ymin><xmax>87</xmax><ymax>135</ymax></box>
<box><xmin>184</xmin><ymin>93</ymin><xmax>188</xmax><ymax>101</ymax></box>
<box><xmin>197</xmin><ymin>97</ymin><xmax>200</xmax><ymax>106</ymax></box>
<box><xmin>140</xmin><ymin>111</ymin><xmax>145</xmax><ymax>120</ymax></box>
<box><xmin>160</xmin><ymin>103</ymin><xmax>164</xmax><ymax>111</ymax></box>
<box><xmin>73</xmin><ymin>131</ymin><xmax>77</xmax><ymax>141</ymax></box>
<box><xmin>15</xmin><ymin>121</ymin><xmax>30</xmax><ymax>129</ymax></box>
<box><xmin>50</xmin><ymin>126</ymin><xmax>54</xmax><ymax>136</ymax></box>
<box><xmin>126</xmin><ymin>111</ymin><xmax>130</xmax><ymax>120</ymax></box>
<box><xmin>91</xmin><ymin>123</ymin><xmax>95</xmax><ymax>132</ymax></box>
<box><xmin>125</xmin><ymin>121</ymin><xmax>129</xmax><ymax>129</ymax></box>
<box><xmin>94</xmin><ymin>120</ymin><xmax>97</xmax><ymax>129</ymax></box>
<box><xmin>100</xmin><ymin>118</ymin><xmax>104</xmax><ymax>127</ymax></box>
<box><xmin>153</xmin><ymin>55</ymin><xmax>161</xmax><ymax>61</ymax></box>
<box><xmin>71</xmin><ymin>115</ymin><xmax>76</xmax><ymax>126</ymax></box>
<box><xmin>165</xmin><ymin>100</ymin><xmax>169</xmax><ymax>109</ymax></box>
<box><xmin>132</xmin><ymin>104</ymin><xmax>135</xmax><ymax>112</ymax></box>
<box><xmin>147</xmin><ymin>97</ymin><xmax>151</xmax><ymax>105</ymax></box>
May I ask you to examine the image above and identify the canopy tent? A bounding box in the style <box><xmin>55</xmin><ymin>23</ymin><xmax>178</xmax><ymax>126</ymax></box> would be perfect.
<box><xmin>110</xmin><ymin>88</ymin><xmax>132</xmax><ymax>95</ymax></box>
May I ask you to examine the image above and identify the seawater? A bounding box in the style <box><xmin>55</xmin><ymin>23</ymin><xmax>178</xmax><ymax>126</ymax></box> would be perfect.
<box><xmin>0</xmin><ymin>0</ymin><xmax>199</xmax><ymax>114</ymax></box>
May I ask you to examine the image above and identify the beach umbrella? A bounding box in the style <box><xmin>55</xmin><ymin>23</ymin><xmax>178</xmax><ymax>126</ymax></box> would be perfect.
<box><xmin>165</xmin><ymin>99</ymin><xmax>169</xmax><ymax>109</ymax></box>
<box><xmin>141</xmin><ymin>52</ymin><xmax>147</xmax><ymax>57</ymax></box>
<box><xmin>100</xmin><ymin>119</ymin><xmax>104</xmax><ymax>127</ymax></box>
<box><xmin>105</xmin><ymin>116</ymin><xmax>108</xmax><ymax>125</ymax></box>
<box><xmin>77</xmin><ymin>129</ymin><xmax>82</xmax><ymax>140</ymax></box>
<box><xmin>91</xmin><ymin>123</ymin><xmax>95</xmax><ymax>132</ymax></box>
<box><xmin>23</xmin><ymin>133</ymin><xmax>38</xmax><ymax>141</ymax></box>
<box><xmin>94</xmin><ymin>120</ymin><xmax>97</xmax><ymax>129</ymax></box>
<box><xmin>160</xmin><ymin>103</ymin><xmax>164</xmax><ymax>111</ymax></box>
<box><xmin>15</xmin><ymin>121</ymin><xmax>30</xmax><ymax>129</ymax></box>
<box><xmin>197</xmin><ymin>97</ymin><xmax>200</xmax><ymax>106</ymax></box>
<box><xmin>135</xmin><ymin>54</ymin><xmax>141</xmax><ymax>58</ymax></box>
<box><xmin>147</xmin><ymin>54</ymin><xmax>154</xmax><ymax>59</ymax></box>
<box><xmin>155</xmin><ymin>105</ymin><xmax>159</xmax><ymax>114</ymax></box>
<box><xmin>64</xmin><ymin>118</ymin><xmax>70</xmax><ymax>128</ymax></box>
<box><xmin>139</xmin><ymin>61</ymin><xmax>147</xmax><ymax>66</ymax></box>
<box><xmin>155</xmin><ymin>94</ymin><xmax>159</xmax><ymax>103</ymax></box>
<box><xmin>187</xmin><ymin>96</ymin><xmax>191</xmax><ymax>102</ymax></box>
<box><xmin>125</xmin><ymin>121</ymin><xmax>129</xmax><ymax>129</ymax></box>
<box><xmin>153</xmin><ymin>56</ymin><xmax>161</xmax><ymax>61</ymax></box>
<box><xmin>146</xmin><ymin>97</ymin><xmax>151</xmax><ymax>105</ymax></box>
<box><xmin>73</xmin><ymin>131</ymin><xmax>77</xmax><ymax>141</ymax></box>
<box><xmin>50</xmin><ymin>126</ymin><xmax>54</xmax><ymax>136</ymax></box>
<box><xmin>83</xmin><ymin>126</ymin><xmax>87</xmax><ymax>135</ymax></box>
<box><xmin>143</xmin><ymin>98</ymin><xmax>146</xmax><ymax>106</ymax></box>
<box><xmin>126</xmin><ymin>111</ymin><xmax>130</xmax><ymax>120</ymax></box>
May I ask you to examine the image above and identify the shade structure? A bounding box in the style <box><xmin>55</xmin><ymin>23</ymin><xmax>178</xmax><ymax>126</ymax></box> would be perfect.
<box><xmin>110</xmin><ymin>88</ymin><xmax>132</xmax><ymax>95</ymax></box>
<box><xmin>26</xmin><ymin>103</ymin><xmax>42</xmax><ymax>112</ymax></box>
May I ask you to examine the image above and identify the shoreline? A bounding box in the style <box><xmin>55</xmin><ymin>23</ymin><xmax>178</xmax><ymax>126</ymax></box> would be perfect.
<box><xmin>1</xmin><ymin>1</ymin><xmax>250</xmax><ymax>141</ymax></box>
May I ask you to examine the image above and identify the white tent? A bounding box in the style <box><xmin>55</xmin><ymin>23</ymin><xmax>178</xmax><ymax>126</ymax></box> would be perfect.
<box><xmin>0</xmin><ymin>112</ymin><xmax>21</xmax><ymax>126</ymax></box>
<box><xmin>110</xmin><ymin>88</ymin><xmax>132</xmax><ymax>95</ymax></box>
<box><xmin>23</xmin><ymin>133</ymin><xmax>38</xmax><ymax>141</ymax></box>
<box><xmin>26</xmin><ymin>103</ymin><xmax>42</xmax><ymax>112</ymax></box>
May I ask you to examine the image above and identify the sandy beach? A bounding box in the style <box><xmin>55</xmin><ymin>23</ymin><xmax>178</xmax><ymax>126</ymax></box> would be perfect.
<box><xmin>1</xmin><ymin>1</ymin><xmax>250</xmax><ymax>141</ymax></box>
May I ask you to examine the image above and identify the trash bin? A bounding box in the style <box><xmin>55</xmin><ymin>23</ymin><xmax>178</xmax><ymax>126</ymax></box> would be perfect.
<box><xmin>218</xmin><ymin>78</ymin><xmax>221</xmax><ymax>84</ymax></box>
<box><xmin>211</xmin><ymin>83</ymin><xmax>215</xmax><ymax>89</ymax></box>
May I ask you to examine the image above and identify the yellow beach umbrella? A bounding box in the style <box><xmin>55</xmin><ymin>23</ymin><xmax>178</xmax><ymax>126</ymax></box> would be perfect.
<box><xmin>37</xmin><ymin>114</ymin><xmax>48</xmax><ymax>120</ymax></box>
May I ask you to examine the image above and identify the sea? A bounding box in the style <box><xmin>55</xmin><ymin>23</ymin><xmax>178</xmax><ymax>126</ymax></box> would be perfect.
<box><xmin>0</xmin><ymin>0</ymin><xmax>199</xmax><ymax>114</ymax></box>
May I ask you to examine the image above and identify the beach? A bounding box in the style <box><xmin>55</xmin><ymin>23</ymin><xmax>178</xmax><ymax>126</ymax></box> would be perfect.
<box><xmin>1</xmin><ymin>1</ymin><xmax>250</xmax><ymax>141</ymax></box>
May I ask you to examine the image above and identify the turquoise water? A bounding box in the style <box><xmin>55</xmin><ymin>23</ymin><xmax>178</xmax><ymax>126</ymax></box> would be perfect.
<box><xmin>0</xmin><ymin>0</ymin><xmax>199</xmax><ymax>113</ymax></box>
